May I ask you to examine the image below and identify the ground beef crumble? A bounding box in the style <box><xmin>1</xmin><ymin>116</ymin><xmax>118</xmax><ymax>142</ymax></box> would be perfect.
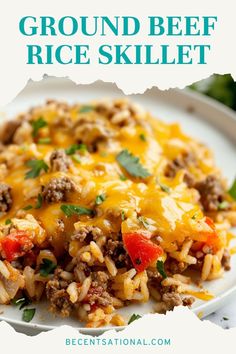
<box><xmin>72</xmin><ymin>226</ymin><xmax>102</xmax><ymax>242</ymax></box>
<box><xmin>0</xmin><ymin>120</ymin><xmax>22</xmax><ymax>145</ymax></box>
<box><xmin>221</xmin><ymin>249</ymin><xmax>231</xmax><ymax>271</ymax></box>
<box><xmin>46</xmin><ymin>279</ymin><xmax>73</xmax><ymax>317</ymax></box>
<box><xmin>0</xmin><ymin>183</ymin><xmax>13</xmax><ymax>213</ymax></box>
<box><xmin>194</xmin><ymin>175</ymin><xmax>225</xmax><ymax>211</ymax></box>
<box><xmin>42</xmin><ymin>176</ymin><xmax>75</xmax><ymax>203</ymax></box>
<box><xmin>104</xmin><ymin>239</ymin><xmax>132</xmax><ymax>268</ymax></box>
<box><xmin>165</xmin><ymin>152</ymin><xmax>196</xmax><ymax>187</ymax></box>
<box><xmin>50</xmin><ymin>149</ymin><xmax>72</xmax><ymax>172</ymax></box>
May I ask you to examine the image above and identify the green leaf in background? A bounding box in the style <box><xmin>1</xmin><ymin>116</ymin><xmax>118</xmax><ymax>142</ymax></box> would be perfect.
<box><xmin>190</xmin><ymin>74</ymin><xmax>236</xmax><ymax>111</ymax></box>
<box><xmin>228</xmin><ymin>178</ymin><xmax>236</xmax><ymax>200</ymax></box>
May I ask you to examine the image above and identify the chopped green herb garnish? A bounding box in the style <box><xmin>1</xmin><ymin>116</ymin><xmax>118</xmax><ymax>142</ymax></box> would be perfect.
<box><xmin>65</xmin><ymin>144</ymin><xmax>87</xmax><ymax>155</ymax></box>
<box><xmin>79</xmin><ymin>105</ymin><xmax>94</xmax><ymax>113</ymax></box>
<box><xmin>119</xmin><ymin>174</ymin><xmax>127</xmax><ymax>181</ymax></box>
<box><xmin>39</xmin><ymin>258</ymin><xmax>57</xmax><ymax>277</ymax></box>
<box><xmin>35</xmin><ymin>194</ymin><xmax>43</xmax><ymax>209</ymax></box>
<box><xmin>139</xmin><ymin>133</ymin><xmax>146</xmax><ymax>142</ymax></box>
<box><xmin>100</xmin><ymin>152</ymin><xmax>108</xmax><ymax>157</ymax></box>
<box><xmin>95</xmin><ymin>194</ymin><xmax>106</xmax><ymax>205</ymax></box>
<box><xmin>23</xmin><ymin>205</ymin><xmax>33</xmax><ymax>211</ymax></box>
<box><xmin>38</xmin><ymin>137</ymin><xmax>51</xmax><ymax>144</ymax></box>
<box><xmin>12</xmin><ymin>296</ymin><xmax>31</xmax><ymax>310</ymax></box>
<box><xmin>138</xmin><ymin>216</ymin><xmax>149</xmax><ymax>229</ymax></box>
<box><xmin>116</xmin><ymin>149</ymin><xmax>151</xmax><ymax>179</ymax></box>
<box><xmin>72</xmin><ymin>155</ymin><xmax>81</xmax><ymax>164</ymax></box>
<box><xmin>22</xmin><ymin>308</ymin><xmax>36</xmax><ymax>323</ymax></box>
<box><xmin>223</xmin><ymin>317</ymin><xmax>229</xmax><ymax>321</ymax></box>
<box><xmin>156</xmin><ymin>260</ymin><xmax>167</xmax><ymax>279</ymax></box>
<box><xmin>25</xmin><ymin>159</ymin><xmax>49</xmax><ymax>179</ymax></box>
<box><xmin>128</xmin><ymin>313</ymin><xmax>142</xmax><ymax>325</ymax></box>
<box><xmin>121</xmin><ymin>210</ymin><xmax>126</xmax><ymax>221</ymax></box>
<box><xmin>159</xmin><ymin>183</ymin><xmax>171</xmax><ymax>193</ymax></box>
<box><xmin>31</xmin><ymin>117</ymin><xmax>47</xmax><ymax>138</ymax></box>
<box><xmin>218</xmin><ymin>201</ymin><xmax>229</xmax><ymax>210</ymax></box>
<box><xmin>228</xmin><ymin>178</ymin><xmax>236</xmax><ymax>200</ymax></box>
<box><xmin>191</xmin><ymin>213</ymin><xmax>198</xmax><ymax>220</ymax></box>
<box><xmin>5</xmin><ymin>219</ymin><xmax>12</xmax><ymax>225</ymax></box>
<box><xmin>61</xmin><ymin>204</ymin><xmax>94</xmax><ymax>217</ymax></box>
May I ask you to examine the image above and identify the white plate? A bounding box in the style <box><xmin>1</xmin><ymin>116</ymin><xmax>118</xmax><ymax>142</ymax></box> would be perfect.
<box><xmin>0</xmin><ymin>77</ymin><xmax>236</xmax><ymax>335</ymax></box>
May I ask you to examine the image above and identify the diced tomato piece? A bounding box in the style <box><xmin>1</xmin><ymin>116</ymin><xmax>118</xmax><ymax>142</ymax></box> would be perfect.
<box><xmin>122</xmin><ymin>233</ymin><xmax>163</xmax><ymax>272</ymax></box>
<box><xmin>0</xmin><ymin>231</ymin><xmax>33</xmax><ymax>262</ymax></box>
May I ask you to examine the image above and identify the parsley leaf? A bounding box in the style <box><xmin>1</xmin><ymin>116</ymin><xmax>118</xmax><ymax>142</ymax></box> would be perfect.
<box><xmin>31</xmin><ymin>117</ymin><xmax>47</xmax><ymax>138</ymax></box>
<box><xmin>156</xmin><ymin>260</ymin><xmax>167</xmax><ymax>279</ymax></box>
<box><xmin>79</xmin><ymin>105</ymin><xmax>94</xmax><ymax>113</ymax></box>
<box><xmin>116</xmin><ymin>149</ymin><xmax>151</xmax><ymax>179</ymax></box>
<box><xmin>72</xmin><ymin>155</ymin><xmax>81</xmax><ymax>164</ymax></box>
<box><xmin>35</xmin><ymin>194</ymin><xmax>43</xmax><ymax>209</ymax></box>
<box><xmin>218</xmin><ymin>201</ymin><xmax>229</xmax><ymax>210</ymax></box>
<box><xmin>121</xmin><ymin>210</ymin><xmax>126</xmax><ymax>221</ymax></box>
<box><xmin>25</xmin><ymin>160</ymin><xmax>49</xmax><ymax>179</ymax></box>
<box><xmin>39</xmin><ymin>259</ymin><xmax>57</xmax><ymax>277</ymax></box>
<box><xmin>139</xmin><ymin>133</ymin><xmax>146</xmax><ymax>142</ymax></box>
<box><xmin>119</xmin><ymin>174</ymin><xmax>127</xmax><ymax>181</ymax></box>
<box><xmin>128</xmin><ymin>314</ymin><xmax>141</xmax><ymax>325</ymax></box>
<box><xmin>12</xmin><ymin>296</ymin><xmax>31</xmax><ymax>310</ymax></box>
<box><xmin>228</xmin><ymin>178</ymin><xmax>236</xmax><ymax>200</ymax></box>
<box><xmin>61</xmin><ymin>204</ymin><xmax>94</xmax><ymax>217</ymax></box>
<box><xmin>5</xmin><ymin>219</ymin><xmax>12</xmax><ymax>225</ymax></box>
<box><xmin>22</xmin><ymin>308</ymin><xmax>36</xmax><ymax>323</ymax></box>
<box><xmin>95</xmin><ymin>194</ymin><xmax>106</xmax><ymax>205</ymax></box>
<box><xmin>23</xmin><ymin>205</ymin><xmax>33</xmax><ymax>210</ymax></box>
<box><xmin>38</xmin><ymin>137</ymin><xmax>51</xmax><ymax>144</ymax></box>
<box><xmin>138</xmin><ymin>216</ymin><xmax>149</xmax><ymax>229</ymax></box>
<box><xmin>65</xmin><ymin>144</ymin><xmax>87</xmax><ymax>155</ymax></box>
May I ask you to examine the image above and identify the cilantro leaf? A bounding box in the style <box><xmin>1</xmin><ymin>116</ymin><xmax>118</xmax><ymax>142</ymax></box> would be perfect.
<box><xmin>156</xmin><ymin>260</ymin><xmax>167</xmax><ymax>279</ymax></box>
<box><xmin>159</xmin><ymin>183</ymin><xmax>171</xmax><ymax>193</ymax></box>
<box><xmin>119</xmin><ymin>174</ymin><xmax>127</xmax><ymax>181</ymax></box>
<box><xmin>116</xmin><ymin>149</ymin><xmax>151</xmax><ymax>178</ymax></box>
<box><xmin>65</xmin><ymin>144</ymin><xmax>87</xmax><ymax>155</ymax></box>
<box><xmin>5</xmin><ymin>219</ymin><xmax>12</xmax><ymax>225</ymax></box>
<box><xmin>79</xmin><ymin>105</ymin><xmax>94</xmax><ymax>113</ymax></box>
<box><xmin>23</xmin><ymin>205</ymin><xmax>33</xmax><ymax>210</ymax></box>
<box><xmin>228</xmin><ymin>178</ymin><xmax>236</xmax><ymax>200</ymax></box>
<box><xmin>31</xmin><ymin>117</ymin><xmax>47</xmax><ymax>138</ymax></box>
<box><xmin>139</xmin><ymin>133</ymin><xmax>146</xmax><ymax>142</ymax></box>
<box><xmin>39</xmin><ymin>259</ymin><xmax>57</xmax><ymax>277</ymax></box>
<box><xmin>22</xmin><ymin>308</ymin><xmax>36</xmax><ymax>323</ymax></box>
<box><xmin>38</xmin><ymin>137</ymin><xmax>51</xmax><ymax>144</ymax></box>
<box><xmin>25</xmin><ymin>160</ymin><xmax>49</xmax><ymax>179</ymax></box>
<box><xmin>12</xmin><ymin>296</ymin><xmax>31</xmax><ymax>310</ymax></box>
<box><xmin>60</xmin><ymin>204</ymin><xmax>94</xmax><ymax>217</ymax></box>
<box><xmin>72</xmin><ymin>155</ymin><xmax>81</xmax><ymax>164</ymax></box>
<box><xmin>218</xmin><ymin>201</ymin><xmax>229</xmax><ymax>210</ymax></box>
<box><xmin>128</xmin><ymin>314</ymin><xmax>141</xmax><ymax>325</ymax></box>
<box><xmin>138</xmin><ymin>216</ymin><xmax>149</xmax><ymax>229</ymax></box>
<box><xmin>95</xmin><ymin>194</ymin><xmax>106</xmax><ymax>205</ymax></box>
<box><xmin>35</xmin><ymin>194</ymin><xmax>43</xmax><ymax>209</ymax></box>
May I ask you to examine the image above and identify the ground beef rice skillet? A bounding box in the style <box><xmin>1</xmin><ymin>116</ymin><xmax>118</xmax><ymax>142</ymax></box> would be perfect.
<box><xmin>0</xmin><ymin>98</ymin><xmax>236</xmax><ymax>327</ymax></box>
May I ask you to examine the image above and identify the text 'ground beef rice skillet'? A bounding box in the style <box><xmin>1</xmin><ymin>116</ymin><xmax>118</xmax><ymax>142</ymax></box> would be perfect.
<box><xmin>0</xmin><ymin>98</ymin><xmax>236</xmax><ymax>327</ymax></box>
